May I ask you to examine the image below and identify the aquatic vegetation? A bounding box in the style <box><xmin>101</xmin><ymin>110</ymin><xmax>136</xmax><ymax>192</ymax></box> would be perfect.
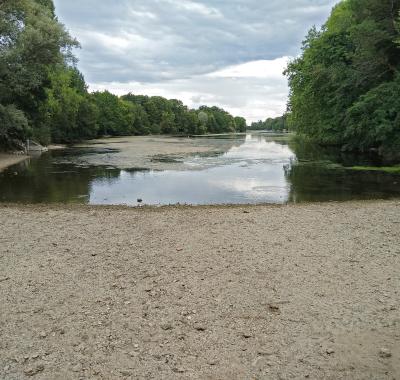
<box><xmin>348</xmin><ymin>166</ymin><xmax>400</xmax><ymax>174</ymax></box>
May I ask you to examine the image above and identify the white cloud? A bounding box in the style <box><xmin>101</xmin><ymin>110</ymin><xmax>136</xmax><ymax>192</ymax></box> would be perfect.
<box><xmin>166</xmin><ymin>0</ymin><xmax>223</xmax><ymax>18</ymax></box>
<box><xmin>207</xmin><ymin>57</ymin><xmax>290</xmax><ymax>79</ymax></box>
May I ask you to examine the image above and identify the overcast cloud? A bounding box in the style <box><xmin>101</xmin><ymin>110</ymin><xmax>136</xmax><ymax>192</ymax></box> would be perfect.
<box><xmin>54</xmin><ymin>0</ymin><xmax>338</xmax><ymax>123</ymax></box>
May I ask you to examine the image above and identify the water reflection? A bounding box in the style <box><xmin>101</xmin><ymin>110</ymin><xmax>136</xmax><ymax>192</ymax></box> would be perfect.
<box><xmin>0</xmin><ymin>133</ymin><xmax>399</xmax><ymax>205</ymax></box>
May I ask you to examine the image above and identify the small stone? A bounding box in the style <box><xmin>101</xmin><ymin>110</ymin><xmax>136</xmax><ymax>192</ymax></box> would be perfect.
<box><xmin>120</xmin><ymin>370</ymin><xmax>132</xmax><ymax>376</ymax></box>
<box><xmin>172</xmin><ymin>367</ymin><xmax>185</xmax><ymax>373</ymax></box>
<box><xmin>243</xmin><ymin>210</ymin><xmax>250</xmax><ymax>214</ymax></box>
<box><xmin>242</xmin><ymin>332</ymin><xmax>253</xmax><ymax>339</ymax></box>
<box><xmin>161</xmin><ymin>323</ymin><xmax>173</xmax><ymax>331</ymax></box>
<box><xmin>379</xmin><ymin>348</ymin><xmax>392</xmax><ymax>358</ymax></box>
<box><xmin>326</xmin><ymin>348</ymin><xmax>335</xmax><ymax>355</ymax></box>
<box><xmin>194</xmin><ymin>325</ymin><xmax>206</xmax><ymax>331</ymax></box>
<box><xmin>72</xmin><ymin>364</ymin><xmax>81</xmax><ymax>372</ymax></box>
<box><xmin>39</xmin><ymin>331</ymin><xmax>47</xmax><ymax>339</ymax></box>
<box><xmin>24</xmin><ymin>364</ymin><xmax>44</xmax><ymax>376</ymax></box>
<box><xmin>268</xmin><ymin>304</ymin><xmax>280</xmax><ymax>313</ymax></box>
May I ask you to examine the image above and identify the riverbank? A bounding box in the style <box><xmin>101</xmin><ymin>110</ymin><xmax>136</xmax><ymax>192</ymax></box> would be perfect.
<box><xmin>0</xmin><ymin>153</ymin><xmax>28</xmax><ymax>172</ymax></box>
<box><xmin>0</xmin><ymin>201</ymin><xmax>399</xmax><ymax>379</ymax></box>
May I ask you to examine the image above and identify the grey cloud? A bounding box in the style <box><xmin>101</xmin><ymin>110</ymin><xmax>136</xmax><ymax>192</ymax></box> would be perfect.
<box><xmin>55</xmin><ymin>0</ymin><xmax>338</xmax><ymax>83</ymax></box>
<box><xmin>54</xmin><ymin>0</ymin><xmax>339</xmax><ymax>121</ymax></box>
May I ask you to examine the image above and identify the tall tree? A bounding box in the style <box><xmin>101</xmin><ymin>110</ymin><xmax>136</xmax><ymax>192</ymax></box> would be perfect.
<box><xmin>0</xmin><ymin>0</ymin><xmax>78</xmax><ymax>147</ymax></box>
<box><xmin>285</xmin><ymin>0</ymin><xmax>400</xmax><ymax>154</ymax></box>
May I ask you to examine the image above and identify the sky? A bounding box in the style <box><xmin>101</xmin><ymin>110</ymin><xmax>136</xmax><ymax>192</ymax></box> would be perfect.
<box><xmin>54</xmin><ymin>0</ymin><xmax>338</xmax><ymax>123</ymax></box>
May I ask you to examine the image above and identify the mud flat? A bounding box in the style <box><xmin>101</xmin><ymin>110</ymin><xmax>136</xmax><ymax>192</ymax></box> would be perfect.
<box><xmin>0</xmin><ymin>200</ymin><xmax>399</xmax><ymax>379</ymax></box>
<box><xmin>72</xmin><ymin>135</ymin><xmax>243</xmax><ymax>171</ymax></box>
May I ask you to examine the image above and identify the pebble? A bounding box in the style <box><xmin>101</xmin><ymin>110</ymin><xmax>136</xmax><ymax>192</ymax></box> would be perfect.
<box><xmin>326</xmin><ymin>348</ymin><xmax>335</xmax><ymax>355</ymax></box>
<box><xmin>242</xmin><ymin>332</ymin><xmax>253</xmax><ymax>339</ymax></box>
<box><xmin>194</xmin><ymin>325</ymin><xmax>206</xmax><ymax>332</ymax></box>
<box><xmin>72</xmin><ymin>364</ymin><xmax>82</xmax><ymax>372</ymax></box>
<box><xmin>268</xmin><ymin>304</ymin><xmax>280</xmax><ymax>313</ymax></box>
<box><xmin>39</xmin><ymin>331</ymin><xmax>47</xmax><ymax>339</ymax></box>
<box><xmin>172</xmin><ymin>367</ymin><xmax>185</xmax><ymax>373</ymax></box>
<box><xmin>379</xmin><ymin>348</ymin><xmax>392</xmax><ymax>358</ymax></box>
<box><xmin>161</xmin><ymin>323</ymin><xmax>173</xmax><ymax>331</ymax></box>
<box><xmin>24</xmin><ymin>364</ymin><xmax>44</xmax><ymax>376</ymax></box>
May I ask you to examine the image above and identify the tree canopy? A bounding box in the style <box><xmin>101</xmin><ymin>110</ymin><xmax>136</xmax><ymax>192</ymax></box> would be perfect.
<box><xmin>285</xmin><ymin>0</ymin><xmax>400</xmax><ymax>155</ymax></box>
<box><xmin>250</xmin><ymin>115</ymin><xmax>288</xmax><ymax>132</ymax></box>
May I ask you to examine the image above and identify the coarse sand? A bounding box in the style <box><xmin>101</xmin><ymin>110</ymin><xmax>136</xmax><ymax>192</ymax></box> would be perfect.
<box><xmin>0</xmin><ymin>201</ymin><xmax>399</xmax><ymax>379</ymax></box>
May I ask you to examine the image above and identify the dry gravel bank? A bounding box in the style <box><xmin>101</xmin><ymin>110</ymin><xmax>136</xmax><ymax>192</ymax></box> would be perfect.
<box><xmin>0</xmin><ymin>201</ymin><xmax>399</xmax><ymax>379</ymax></box>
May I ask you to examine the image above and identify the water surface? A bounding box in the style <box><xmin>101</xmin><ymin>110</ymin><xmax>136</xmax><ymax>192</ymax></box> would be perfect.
<box><xmin>0</xmin><ymin>134</ymin><xmax>399</xmax><ymax>205</ymax></box>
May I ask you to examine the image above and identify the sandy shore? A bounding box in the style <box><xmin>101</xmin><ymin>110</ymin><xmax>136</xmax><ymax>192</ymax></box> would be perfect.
<box><xmin>0</xmin><ymin>201</ymin><xmax>399</xmax><ymax>379</ymax></box>
<box><xmin>0</xmin><ymin>154</ymin><xmax>28</xmax><ymax>172</ymax></box>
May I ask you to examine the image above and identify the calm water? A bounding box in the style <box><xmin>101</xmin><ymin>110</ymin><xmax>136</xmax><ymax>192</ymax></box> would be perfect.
<box><xmin>0</xmin><ymin>134</ymin><xmax>399</xmax><ymax>205</ymax></box>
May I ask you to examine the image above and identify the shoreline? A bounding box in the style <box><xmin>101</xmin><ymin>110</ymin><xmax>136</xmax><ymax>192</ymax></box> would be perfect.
<box><xmin>0</xmin><ymin>197</ymin><xmax>399</xmax><ymax>211</ymax></box>
<box><xmin>0</xmin><ymin>153</ymin><xmax>29</xmax><ymax>172</ymax></box>
<box><xmin>0</xmin><ymin>200</ymin><xmax>399</xmax><ymax>379</ymax></box>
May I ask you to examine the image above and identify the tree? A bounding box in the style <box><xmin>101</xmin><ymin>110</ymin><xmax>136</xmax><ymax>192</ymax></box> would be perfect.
<box><xmin>0</xmin><ymin>0</ymin><xmax>78</xmax><ymax>148</ymax></box>
<box><xmin>285</xmin><ymin>0</ymin><xmax>400</xmax><ymax>154</ymax></box>
<box><xmin>234</xmin><ymin>117</ymin><xmax>247</xmax><ymax>132</ymax></box>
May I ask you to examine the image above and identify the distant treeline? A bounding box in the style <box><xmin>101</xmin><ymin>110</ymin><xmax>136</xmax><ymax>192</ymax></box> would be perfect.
<box><xmin>285</xmin><ymin>0</ymin><xmax>400</xmax><ymax>155</ymax></box>
<box><xmin>250</xmin><ymin>115</ymin><xmax>288</xmax><ymax>132</ymax></box>
<box><xmin>0</xmin><ymin>0</ymin><xmax>246</xmax><ymax>150</ymax></box>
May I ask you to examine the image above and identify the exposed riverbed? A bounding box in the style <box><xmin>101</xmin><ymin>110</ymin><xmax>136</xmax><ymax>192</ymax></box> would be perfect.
<box><xmin>0</xmin><ymin>201</ymin><xmax>399</xmax><ymax>379</ymax></box>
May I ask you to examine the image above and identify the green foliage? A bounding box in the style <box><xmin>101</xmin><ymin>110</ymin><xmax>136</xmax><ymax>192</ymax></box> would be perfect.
<box><xmin>0</xmin><ymin>0</ymin><xmax>78</xmax><ymax>149</ymax></box>
<box><xmin>234</xmin><ymin>117</ymin><xmax>247</xmax><ymax>132</ymax></box>
<box><xmin>285</xmin><ymin>0</ymin><xmax>400</xmax><ymax>154</ymax></box>
<box><xmin>0</xmin><ymin>104</ymin><xmax>30</xmax><ymax>149</ymax></box>
<box><xmin>121</xmin><ymin>95</ymin><xmax>245</xmax><ymax>136</ymax></box>
<box><xmin>42</xmin><ymin>67</ymin><xmax>99</xmax><ymax>143</ymax></box>
<box><xmin>250</xmin><ymin>115</ymin><xmax>288</xmax><ymax>132</ymax></box>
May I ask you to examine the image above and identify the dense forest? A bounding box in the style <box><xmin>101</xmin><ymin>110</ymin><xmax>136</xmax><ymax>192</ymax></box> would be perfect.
<box><xmin>250</xmin><ymin>115</ymin><xmax>288</xmax><ymax>132</ymax></box>
<box><xmin>0</xmin><ymin>0</ymin><xmax>246</xmax><ymax>150</ymax></box>
<box><xmin>285</xmin><ymin>0</ymin><xmax>400</xmax><ymax>156</ymax></box>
